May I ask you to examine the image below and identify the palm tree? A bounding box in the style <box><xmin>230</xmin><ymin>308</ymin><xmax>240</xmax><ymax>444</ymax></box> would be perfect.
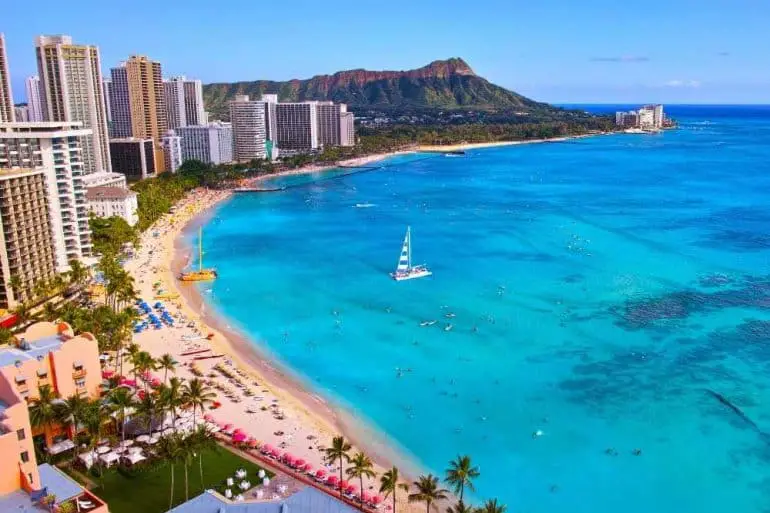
<box><xmin>158</xmin><ymin>434</ymin><xmax>183</xmax><ymax>510</ymax></box>
<box><xmin>80</xmin><ymin>399</ymin><xmax>110</xmax><ymax>479</ymax></box>
<box><xmin>380</xmin><ymin>466</ymin><xmax>409</xmax><ymax>513</ymax></box>
<box><xmin>158</xmin><ymin>353</ymin><xmax>177</xmax><ymax>384</ymax></box>
<box><xmin>123</xmin><ymin>342</ymin><xmax>140</xmax><ymax>377</ymax></box>
<box><xmin>132</xmin><ymin>351</ymin><xmax>156</xmax><ymax>389</ymax></box>
<box><xmin>42</xmin><ymin>302</ymin><xmax>58</xmax><ymax>322</ymax></box>
<box><xmin>409</xmin><ymin>474</ymin><xmax>449</xmax><ymax>513</ymax></box>
<box><xmin>67</xmin><ymin>259</ymin><xmax>89</xmax><ymax>290</ymax></box>
<box><xmin>346</xmin><ymin>452</ymin><xmax>377</xmax><ymax>507</ymax></box>
<box><xmin>324</xmin><ymin>436</ymin><xmax>352</xmax><ymax>490</ymax></box>
<box><xmin>135</xmin><ymin>392</ymin><xmax>160</xmax><ymax>434</ymax></box>
<box><xmin>12</xmin><ymin>302</ymin><xmax>32</xmax><ymax>326</ymax></box>
<box><xmin>55</xmin><ymin>394</ymin><xmax>88</xmax><ymax>466</ymax></box>
<box><xmin>0</xmin><ymin>327</ymin><xmax>14</xmax><ymax>346</ymax></box>
<box><xmin>445</xmin><ymin>455</ymin><xmax>480</xmax><ymax>502</ymax></box>
<box><xmin>160</xmin><ymin>377</ymin><xmax>185</xmax><ymax>428</ymax></box>
<box><xmin>475</xmin><ymin>499</ymin><xmax>506</xmax><ymax>513</ymax></box>
<box><xmin>8</xmin><ymin>274</ymin><xmax>22</xmax><ymax>300</ymax></box>
<box><xmin>28</xmin><ymin>385</ymin><xmax>59</xmax><ymax>447</ymax></box>
<box><xmin>177</xmin><ymin>434</ymin><xmax>195</xmax><ymax>501</ymax></box>
<box><xmin>189</xmin><ymin>425</ymin><xmax>217</xmax><ymax>489</ymax></box>
<box><xmin>447</xmin><ymin>502</ymin><xmax>475</xmax><ymax>513</ymax></box>
<box><xmin>182</xmin><ymin>378</ymin><xmax>216</xmax><ymax>427</ymax></box>
<box><xmin>107</xmin><ymin>387</ymin><xmax>135</xmax><ymax>443</ymax></box>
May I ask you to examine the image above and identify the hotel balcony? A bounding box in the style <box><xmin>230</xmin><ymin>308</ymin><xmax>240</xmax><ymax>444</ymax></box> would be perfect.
<box><xmin>72</xmin><ymin>368</ymin><xmax>86</xmax><ymax>379</ymax></box>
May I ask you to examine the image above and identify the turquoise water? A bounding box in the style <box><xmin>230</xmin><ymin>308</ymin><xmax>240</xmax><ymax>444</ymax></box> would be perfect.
<box><xmin>195</xmin><ymin>106</ymin><xmax>770</xmax><ymax>513</ymax></box>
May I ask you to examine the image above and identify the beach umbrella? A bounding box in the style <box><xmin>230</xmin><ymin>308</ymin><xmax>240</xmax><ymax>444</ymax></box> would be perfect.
<box><xmin>339</xmin><ymin>480</ymin><xmax>350</xmax><ymax>490</ymax></box>
<box><xmin>260</xmin><ymin>444</ymin><xmax>271</xmax><ymax>454</ymax></box>
<box><xmin>258</xmin><ymin>469</ymin><xmax>266</xmax><ymax>479</ymax></box>
<box><xmin>372</xmin><ymin>495</ymin><xmax>383</xmax><ymax>505</ymax></box>
<box><xmin>136</xmin><ymin>435</ymin><xmax>150</xmax><ymax>443</ymax></box>
<box><xmin>346</xmin><ymin>484</ymin><xmax>356</xmax><ymax>494</ymax></box>
<box><xmin>315</xmin><ymin>469</ymin><xmax>327</xmax><ymax>479</ymax></box>
<box><xmin>363</xmin><ymin>492</ymin><xmax>373</xmax><ymax>502</ymax></box>
<box><xmin>295</xmin><ymin>458</ymin><xmax>306</xmax><ymax>468</ymax></box>
<box><xmin>326</xmin><ymin>475</ymin><xmax>339</xmax><ymax>487</ymax></box>
<box><xmin>270</xmin><ymin>448</ymin><xmax>280</xmax><ymax>458</ymax></box>
<box><xmin>303</xmin><ymin>463</ymin><xmax>313</xmax><ymax>473</ymax></box>
<box><xmin>232</xmin><ymin>433</ymin><xmax>247</xmax><ymax>443</ymax></box>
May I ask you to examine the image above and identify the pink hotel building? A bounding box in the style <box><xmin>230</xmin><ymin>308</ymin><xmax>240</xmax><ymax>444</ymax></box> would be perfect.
<box><xmin>0</xmin><ymin>321</ymin><xmax>108</xmax><ymax>512</ymax></box>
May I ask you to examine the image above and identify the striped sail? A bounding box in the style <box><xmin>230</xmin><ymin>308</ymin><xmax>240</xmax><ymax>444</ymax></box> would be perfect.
<box><xmin>396</xmin><ymin>227</ymin><xmax>411</xmax><ymax>272</ymax></box>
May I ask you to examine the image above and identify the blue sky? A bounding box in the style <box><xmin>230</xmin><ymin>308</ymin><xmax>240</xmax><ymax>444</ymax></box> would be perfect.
<box><xmin>4</xmin><ymin>0</ymin><xmax>769</xmax><ymax>104</ymax></box>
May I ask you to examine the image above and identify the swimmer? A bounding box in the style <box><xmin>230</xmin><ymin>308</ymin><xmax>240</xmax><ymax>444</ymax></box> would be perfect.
<box><xmin>532</xmin><ymin>430</ymin><xmax>544</xmax><ymax>439</ymax></box>
<box><xmin>632</xmin><ymin>448</ymin><xmax>642</xmax><ymax>456</ymax></box>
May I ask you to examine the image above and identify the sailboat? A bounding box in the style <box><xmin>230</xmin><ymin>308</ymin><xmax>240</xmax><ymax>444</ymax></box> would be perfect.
<box><xmin>391</xmin><ymin>226</ymin><xmax>432</xmax><ymax>281</ymax></box>
<box><xmin>179</xmin><ymin>227</ymin><xmax>217</xmax><ymax>282</ymax></box>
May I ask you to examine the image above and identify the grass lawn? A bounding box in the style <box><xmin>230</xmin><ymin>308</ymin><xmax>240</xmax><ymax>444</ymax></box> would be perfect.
<box><xmin>86</xmin><ymin>447</ymin><xmax>271</xmax><ymax>513</ymax></box>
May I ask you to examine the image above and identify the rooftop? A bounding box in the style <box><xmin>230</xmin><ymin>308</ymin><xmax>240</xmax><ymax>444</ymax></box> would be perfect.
<box><xmin>169</xmin><ymin>487</ymin><xmax>360</xmax><ymax>513</ymax></box>
<box><xmin>38</xmin><ymin>463</ymin><xmax>84</xmax><ymax>503</ymax></box>
<box><xmin>109</xmin><ymin>137</ymin><xmax>153</xmax><ymax>144</ymax></box>
<box><xmin>0</xmin><ymin>490</ymin><xmax>45</xmax><ymax>513</ymax></box>
<box><xmin>0</xmin><ymin>334</ymin><xmax>63</xmax><ymax>368</ymax></box>
<box><xmin>86</xmin><ymin>186</ymin><xmax>136</xmax><ymax>201</ymax></box>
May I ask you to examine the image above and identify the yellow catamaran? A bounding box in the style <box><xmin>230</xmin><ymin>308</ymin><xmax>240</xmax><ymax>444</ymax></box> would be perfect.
<box><xmin>179</xmin><ymin>227</ymin><xmax>217</xmax><ymax>282</ymax></box>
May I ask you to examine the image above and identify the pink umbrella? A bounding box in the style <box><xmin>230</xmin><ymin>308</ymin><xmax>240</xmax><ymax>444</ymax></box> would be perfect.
<box><xmin>284</xmin><ymin>456</ymin><xmax>295</xmax><ymax>467</ymax></box>
<box><xmin>102</xmin><ymin>370</ymin><xmax>114</xmax><ymax>378</ymax></box>
<box><xmin>315</xmin><ymin>469</ymin><xmax>327</xmax><ymax>479</ymax></box>
<box><xmin>372</xmin><ymin>495</ymin><xmax>383</xmax><ymax>505</ymax></box>
<box><xmin>247</xmin><ymin>439</ymin><xmax>259</xmax><ymax>448</ymax></box>
<box><xmin>303</xmin><ymin>463</ymin><xmax>313</xmax><ymax>473</ymax></box>
<box><xmin>346</xmin><ymin>484</ymin><xmax>356</xmax><ymax>494</ymax></box>
<box><xmin>270</xmin><ymin>448</ymin><xmax>280</xmax><ymax>458</ymax></box>
<box><xmin>260</xmin><ymin>444</ymin><xmax>272</xmax><ymax>454</ymax></box>
<box><xmin>223</xmin><ymin>424</ymin><xmax>234</xmax><ymax>431</ymax></box>
<box><xmin>363</xmin><ymin>492</ymin><xmax>373</xmax><ymax>502</ymax></box>
<box><xmin>326</xmin><ymin>476</ymin><xmax>339</xmax><ymax>486</ymax></box>
<box><xmin>232</xmin><ymin>432</ymin><xmax>247</xmax><ymax>443</ymax></box>
<box><xmin>295</xmin><ymin>458</ymin><xmax>306</xmax><ymax>468</ymax></box>
<box><xmin>340</xmin><ymin>480</ymin><xmax>350</xmax><ymax>489</ymax></box>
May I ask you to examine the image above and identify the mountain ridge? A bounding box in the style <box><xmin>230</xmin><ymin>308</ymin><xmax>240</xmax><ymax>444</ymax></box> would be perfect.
<box><xmin>202</xmin><ymin>58</ymin><xmax>553</xmax><ymax>119</ymax></box>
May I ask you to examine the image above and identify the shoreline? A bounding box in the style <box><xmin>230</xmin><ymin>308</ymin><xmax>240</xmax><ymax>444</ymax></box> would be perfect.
<box><xmin>125</xmin><ymin>188</ymin><xmax>424</xmax><ymax>510</ymax></box>
<box><xmin>416</xmin><ymin>132</ymin><xmax>606</xmax><ymax>152</ymax></box>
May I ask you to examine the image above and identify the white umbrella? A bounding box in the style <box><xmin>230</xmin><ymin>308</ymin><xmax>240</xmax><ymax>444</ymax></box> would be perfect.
<box><xmin>235</xmin><ymin>495</ymin><xmax>244</xmax><ymax>502</ymax></box>
<box><xmin>147</xmin><ymin>436</ymin><xmax>160</xmax><ymax>445</ymax></box>
<box><xmin>120</xmin><ymin>440</ymin><xmax>135</xmax><ymax>448</ymax></box>
<box><xmin>235</xmin><ymin>469</ymin><xmax>247</xmax><ymax>479</ymax></box>
<box><xmin>136</xmin><ymin>435</ymin><xmax>150</xmax><ymax>443</ymax></box>
<box><xmin>224</xmin><ymin>489</ymin><xmax>233</xmax><ymax>499</ymax></box>
<box><xmin>257</xmin><ymin>469</ymin><xmax>265</xmax><ymax>479</ymax></box>
<box><xmin>226</xmin><ymin>478</ymin><xmax>234</xmax><ymax>487</ymax></box>
<box><xmin>96</xmin><ymin>446</ymin><xmax>111</xmax><ymax>454</ymax></box>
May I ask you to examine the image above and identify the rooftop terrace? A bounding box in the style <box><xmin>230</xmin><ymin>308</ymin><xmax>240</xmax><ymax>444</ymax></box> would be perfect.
<box><xmin>0</xmin><ymin>334</ymin><xmax>63</xmax><ymax>368</ymax></box>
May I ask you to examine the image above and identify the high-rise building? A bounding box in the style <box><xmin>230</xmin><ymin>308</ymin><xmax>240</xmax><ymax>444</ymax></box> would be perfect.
<box><xmin>261</xmin><ymin>94</ymin><xmax>278</xmax><ymax>141</ymax></box>
<box><xmin>13</xmin><ymin>106</ymin><xmax>30</xmax><ymax>122</ymax></box>
<box><xmin>178</xmin><ymin>122</ymin><xmax>233</xmax><ymax>165</ymax></box>
<box><xmin>109</xmin><ymin>138</ymin><xmax>156</xmax><ymax>180</ymax></box>
<box><xmin>164</xmin><ymin>76</ymin><xmax>206</xmax><ymax>130</ymax></box>
<box><xmin>35</xmin><ymin>35</ymin><xmax>111</xmax><ymax>175</ymax></box>
<box><xmin>274</xmin><ymin>102</ymin><xmax>318</xmax><ymax>152</ymax></box>
<box><xmin>124</xmin><ymin>56</ymin><xmax>167</xmax><ymax>172</ymax></box>
<box><xmin>25</xmin><ymin>76</ymin><xmax>44</xmax><ymax>122</ymax></box>
<box><xmin>316</xmin><ymin>101</ymin><xmax>342</xmax><ymax>147</ymax></box>
<box><xmin>108</xmin><ymin>66</ymin><xmax>132</xmax><ymax>137</ymax></box>
<box><xmin>0</xmin><ymin>168</ymin><xmax>57</xmax><ymax>308</ymax></box>
<box><xmin>102</xmin><ymin>78</ymin><xmax>112</xmax><ymax>124</ymax></box>
<box><xmin>0</xmin><ymin>33</ymin><xmax>15</xmax><ymax>122</ymax></box>
<box><xmin>229</xmin><ymin>95</ymin><xmax>266</xmax><ymax>161</ymax></box>
<box><xmin>0</xmin><ymin>121</ymin><xmax>94</xmax><ymax>271</ymax></box>
<box><xmin>160</xmin><ymin>130</ymin><xmax>182</xmax><ymax>172</ymax></box>
<box><xmin>340</xmin><ymin>111</ymin><xmax>355</xmax><ymax>147</ymax></box>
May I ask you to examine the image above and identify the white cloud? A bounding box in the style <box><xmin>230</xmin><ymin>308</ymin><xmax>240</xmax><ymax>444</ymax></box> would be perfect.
<box><xmin>664</xmin><ymin>79</ymin><xmax>701</xmax><ymax>88</ymax></box>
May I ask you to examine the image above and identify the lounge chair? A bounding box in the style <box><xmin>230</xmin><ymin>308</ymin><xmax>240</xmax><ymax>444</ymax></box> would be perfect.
<box><xmin>77</xmin><ymin>499</ymin><xmax>95</xmax><ymax>509</ymax></box>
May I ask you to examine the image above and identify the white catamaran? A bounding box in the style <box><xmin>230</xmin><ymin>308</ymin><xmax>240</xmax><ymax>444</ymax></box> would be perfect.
<box><xmin>391</xmin><ymin>226</ymin><xmax>432</xmax><ymax>281</ymax></box>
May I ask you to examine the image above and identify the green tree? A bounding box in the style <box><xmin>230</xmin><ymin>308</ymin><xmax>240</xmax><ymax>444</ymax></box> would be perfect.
<box><xmin>160</xmin><ymin>377</ymin><xmax>185</xmax><ymax>428</ymax></box>
<box><xmin>28</xmin><ymin>385</ymin><xmax>59</xmax><ymax>447</ymax></box>
<box><xmin>380</xmin><ymin>466</ymin><xmax>409</xmax><ymax>513</ymax></box>
<box><xmin>157</xmin><ymin>353</ymin><xmax>177</xmax><ymax>384</ymax></box>
<box><xmin>182</xmin><ymin>378</ymin><xmax>215</xmax><ymax>427</ymax></box>
<box><xmin>107</xmin><ymin>387</ymin><xmax>135</xmax><ymax>444</ymax></box>
<box><xmin>324</xmin><ymin>436</ymin><xmax>352</xmax><ymax>491</ymax></box>
<box><xmin>445</xmin><ymin>455</ymin><xmax>480</xmax><ymax>502</ymax></box>
<box><xmin>447</xmin><ymin>502</ymin><xmax>475</xmax><ymax>513</ymax></box>
<box><xmin>66</xmin><ymin>260</ymin><xmax>89</xmax><ymax>290</ymax></box>
<box><xmin>55</xmin><ymin>394</ymin><xmax>88</xmax><ymax>466</ymax></box>
<box><xmin>475</xmin><ymin>499</ymin><xmax>506</xmax><ymax>513</ymax></box>
<box><xmin>188</xmin><ymin>425</ymin><xmax>218</xmax><ymax>489</ymax></box>
<box><xmin>409</xmin><ymin>475</ymin><xmax>449</xmax><ymax>513</ymax></box>
<box><xmin>346</xmin><ymin>452</ymin><xmax>377</xmax><ymax>507</ymax></box>
<box><xmin>0</xmin><ymin>327</ymin><xmax>14</xmax><ymax>346</ymax></box>
<box><xmin>158</xmin><ymin>434</ymin><xmax>183</xmax><ymax>510</ymax></box>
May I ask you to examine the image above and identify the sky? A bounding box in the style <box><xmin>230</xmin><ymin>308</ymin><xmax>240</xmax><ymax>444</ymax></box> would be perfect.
<box><xmin>3</xmin><ymin>0</ymin><xmax>769</xmax><ymax>104</ymax></box>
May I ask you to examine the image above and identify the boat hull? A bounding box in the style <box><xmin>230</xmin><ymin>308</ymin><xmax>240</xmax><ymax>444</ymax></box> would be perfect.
<box><xmin>391</xmin><ymin>269</ymin><xmax>433</xmax><ymax>281</ymax></box>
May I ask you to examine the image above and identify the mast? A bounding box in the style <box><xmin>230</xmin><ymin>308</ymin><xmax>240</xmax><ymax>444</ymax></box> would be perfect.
<box><xmin>407</xmin><ymin>226</ymin><xmax>412</xmax><ymax>270</ymax></box>
<box><xmin>198</xmin><ymin>226</ymin><xmax>203</xmax><ymax>272</ymax></box>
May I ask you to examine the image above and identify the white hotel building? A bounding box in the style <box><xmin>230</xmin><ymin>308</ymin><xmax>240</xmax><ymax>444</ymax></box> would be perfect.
<box><xmin>178</xmin><ymin>122</ymin><xmax>233</xmax><ymax>165</ymax></box>
<box><xmin>229</xmin><ymin>95</ymin><xmax>266</xmax><ymax>161</ymax></box>
<box><xmin>0</xmin><ymin>121</ymin><xmax>93</xmax><ymax>271</ymax></box>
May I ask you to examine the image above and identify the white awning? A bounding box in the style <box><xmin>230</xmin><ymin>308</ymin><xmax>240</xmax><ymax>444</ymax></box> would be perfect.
<box><xmin>15</xmin><ymin>375</ymin><xmax>26</xmax><ymax>383</ymax></box>
<box><xmin>47</xmin><ymin>439</ymin><xmax>76</xmax><ymax>455</ymax></box>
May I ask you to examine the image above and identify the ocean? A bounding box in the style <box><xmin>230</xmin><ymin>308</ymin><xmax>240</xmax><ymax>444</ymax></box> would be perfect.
<box><xmin>193</xmin><ymin>105</ymin><xmax>770</xmax><ymax>513</ymax></box>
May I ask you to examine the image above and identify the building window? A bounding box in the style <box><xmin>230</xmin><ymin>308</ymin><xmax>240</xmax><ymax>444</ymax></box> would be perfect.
<box><xmin>16</xmin><ymin>429</ymin><xmax>25</xmax><ymax>441</ymax></box>
<box><xmin>28</xmin><ymin>473</ymin><xmax>33</xmax><ymax>484</ymax></box>
<box><xmin>20</xmin><ymin>451</ymin><xmax>29</xmax><ymax>463</ymax></box>
<box><xmin>75</xmin><ymin>378</ymin><xmax>86</xmax><ymax>388</ymax></box>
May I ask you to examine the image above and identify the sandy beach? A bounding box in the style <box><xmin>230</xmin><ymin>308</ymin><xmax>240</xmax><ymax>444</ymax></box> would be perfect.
<box><xmin>123</xmin><ymin>187</ymin><xmax>422</xmax><ymax>510</ymax></box>
<box><xmin>417</xmin><ymin>133</ymin><xmax>603</xmax><ymax>153</ymax></box>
